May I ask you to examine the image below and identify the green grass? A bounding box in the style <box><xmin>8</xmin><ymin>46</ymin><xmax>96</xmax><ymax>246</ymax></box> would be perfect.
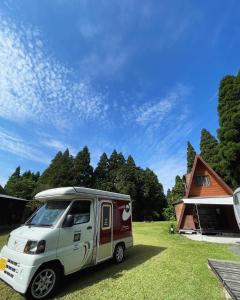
<box><xmin>1</xmin><ymin>222</ymin><xmax>240</xmax><ymax>299</ymax></box>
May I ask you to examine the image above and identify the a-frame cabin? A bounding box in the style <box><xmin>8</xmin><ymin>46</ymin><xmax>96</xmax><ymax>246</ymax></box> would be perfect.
<box><xmin>174</xmin><ymin>155</ymin><xmax>239</xmax><ymax>234</ymax></box>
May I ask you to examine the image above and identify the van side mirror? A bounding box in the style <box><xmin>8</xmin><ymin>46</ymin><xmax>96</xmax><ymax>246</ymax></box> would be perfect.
<box><xmin>63</xmin><ymin>214</ymin><xmax>74</xmax><ymax>227</ymax></box>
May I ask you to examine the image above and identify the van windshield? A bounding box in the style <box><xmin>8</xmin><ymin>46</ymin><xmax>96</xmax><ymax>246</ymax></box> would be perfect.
<box><xmin>26</xmin><ymin>201</ymin><xmax>71</xmax><ymax>227</ymax></box>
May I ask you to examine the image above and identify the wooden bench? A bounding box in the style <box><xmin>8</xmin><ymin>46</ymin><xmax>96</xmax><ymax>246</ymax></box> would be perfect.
<box><xmin>208</xmin><ymin>259</ymin><xmax>240</xmax><ymax>300</ymax></box>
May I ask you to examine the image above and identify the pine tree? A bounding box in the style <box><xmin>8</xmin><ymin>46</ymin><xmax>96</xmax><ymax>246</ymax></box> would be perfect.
<box><xmin>217</xmin><ymin>74</ymin><xmax>240</xmax><ymax>188</ymax></box>
<box><xmin>163</xmin><ymin>189</ymin><xmax>175</xmax><ymax>221</ymax></box>
<box><xmin>52</xmin><ymin>149</ymin><xmax>74</xmax><ymax>187</ymax></box>
<box><xmin>108</xmin><ymin>150</ymin><xmax>126</xmax><ymax>191</ymax></box>
<box><xmin>36</xmin><ymin>151</ymin><xmax>63</xmax><ymax>192</ymax></box>
<box><xmin>126</xmin><ymin>155</ymin><xmax>136</xmax><ymax>167</ymax></box>
<box><xmin>18</xmin><ymin>171</ymin><xmax>38</xmax><ymax>200</ymax></box>
<box><xmin>36</xmin><ymin>149</ymin><xmax>74</xmax><ymax>192</ymax></box>
<box><xmin>115</xmin><ymin>155</ymin><xmax>138</xmax><ymax>199</ymax></box>
<box><xmin>74</xmin><ymin>146</ymin><xmax>93</xmax><ymax>187</ymax></box>
<box><xmin>94</xmin><ymin>153</ymin><xmax>112</xmax><ymax>191</ymax></box>
<box><xmin>162</xmin><ymin>176</ymin><xmax>185</xmax><ymax>220</ymax></box>
<box><xmin>200</xmin><ymin>129</ymin><xmax>219</xmax><ymax>168</ymax></box>
<box><xmin>171</xmin><ymin>175</ymin><xmax>185</xmax><ymax>202</ymax></box>
<box><xmin>4</xmin><ymin>167</ymin><xmax>39</xmax><ymax>200</ymax></box>
<box><xmin>166</xmin><ymin>189</ymin><xmax>172</xmax><ymax>202</ymax></box>
<box><xmin>135</xmin><ymin>168</ymin><xmax>167</xmax><ymax>220</ymax></box>
<box><xmin>187</xmin><ymin>142</ymin><xmax>196</xmax><ymax>173</ymax></box>
<box><xmin>4</xmin><ymin>166</ymin><xmax>21</xmax><ymax>196</ymax></box>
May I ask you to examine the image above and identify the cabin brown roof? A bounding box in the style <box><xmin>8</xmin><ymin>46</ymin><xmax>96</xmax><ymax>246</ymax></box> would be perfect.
<box><xmin>185</xmin><ymin>155</ymin><xmax>233</xmax><ymax>198</ymax></box>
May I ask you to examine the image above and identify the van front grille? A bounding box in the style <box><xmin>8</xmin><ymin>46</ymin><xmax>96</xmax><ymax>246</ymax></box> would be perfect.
<box><xmin>4</xmin><ymin>259</ymin><xmax>20</xmax><ymax>279</ymax></box>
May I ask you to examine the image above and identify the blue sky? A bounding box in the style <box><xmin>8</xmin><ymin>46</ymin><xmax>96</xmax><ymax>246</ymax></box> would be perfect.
<box><xmin>0</xmin><ymin>0</ymin><xmax>239</xmax><ymax>191</ymax></box>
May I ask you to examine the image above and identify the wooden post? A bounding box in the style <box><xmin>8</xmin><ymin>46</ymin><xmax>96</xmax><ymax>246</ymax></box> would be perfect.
<box><xmin>195</xmin><ymin>204</ymin><xmax>202</xmax><ymax>234</ymax></box>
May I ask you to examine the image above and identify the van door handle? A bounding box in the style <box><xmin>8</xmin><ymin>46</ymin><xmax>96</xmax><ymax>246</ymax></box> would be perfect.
<box><xmin>87</xmin><ymin>226</ymin><xmax>92</xmax><ymax>230</ymax></box>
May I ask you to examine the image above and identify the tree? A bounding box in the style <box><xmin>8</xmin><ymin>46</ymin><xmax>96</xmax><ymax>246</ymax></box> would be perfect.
<box><xmin>115</xmin><ymin>155</ymin><xmax>138</xmax><ymax>199</ymax></box>
<box><xmin>135</xmin><ymin>168</ymin><xmax>167</xmax><ymax>220</ymax></box>
<box><xmin>163</xmin><ymin>189</ymin><xmax>175</xmax><ymax>220</ymax></box>
<box><xmin>4</xmin><ymin>166</ymin><xmax>21</xmax><ymax>196</ymax></box>
<box><xmin>200</xmin><ymin>129</ymin><xmax>219</xmax><ymax>168</ymax></box>
<box><xmin>108</xmin><ymin>150</ymin><xmax>126</xmax><ymax>191</ymax></box>
<box><xmin>163</xmin><ymin>177</ymin><xmax>185</xmax><ymax>221</ymax></box>
<box><xmin>93</xmin><ymin>153</ymin><xmax>112</xmax><ymax>191</ymax></box>
<box><xmin>3</xmin><ymin>148</ymin><xmax>168</xmax><ymax>221</ymax></box>
<box><xmin>217</xmin><ymin>74</ymin><xmax>240</xmax><ymax>188</ymax></box>
<box><xmin>166</xmin><ymin>189</ymin><xmax>172</xmax><ymax>201</ymax></box>
<box><xmin>187</xmin><ymin>142</ymin><xmax>196</xmax><ymax>173</ymax></box>
<box><xmin>5</xmin><ymin>167</ymin><xmax>39</xmax><ymax>200</ymax></box>
<box><xmin>19</xmin><ymin>171</ymin><xmax>39</xmax><ymax>200</ymax></box>
<box><xmin>74</xmin><ymin>146</ymin><xmax>93</xmax><ymax>187</ymax></box>
<box><xmin>36</xmin><ymin>149</ymin><xmax>74</xmax><ymax>192</ymax></box>
<box><xmin>171</xmin><ymin>175</ymin><xmax>185</xmax><ymax>202</ymax></box>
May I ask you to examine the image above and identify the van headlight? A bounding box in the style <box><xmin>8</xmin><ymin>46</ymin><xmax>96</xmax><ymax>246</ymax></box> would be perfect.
<box><xmin>24</xmin><ymin>240</ymin><xmax>46</xmax><ymax>254</ymax></box>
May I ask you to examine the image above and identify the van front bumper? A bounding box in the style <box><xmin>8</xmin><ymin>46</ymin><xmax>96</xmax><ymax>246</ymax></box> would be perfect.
<box><xmin>0</xmin><ymin>246</ymin><xmax>39</xmax><ymax>294</ymax></box>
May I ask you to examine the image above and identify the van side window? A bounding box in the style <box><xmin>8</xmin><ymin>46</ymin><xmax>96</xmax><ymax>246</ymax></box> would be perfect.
<box><xmin>69</xmin><ymin>201</ymin><xmax>91</xmax><ymax>225</ymax></box>
<box><xmin>101</xmin><ymin>204</ymin><xmax>111</xmax><ymax>230</ymax></box>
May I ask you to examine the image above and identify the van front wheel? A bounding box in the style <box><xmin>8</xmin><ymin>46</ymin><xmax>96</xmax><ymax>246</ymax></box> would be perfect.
<box><xmin>113</xmin><ymin>244</ymin><xmax>125</xmax><ymax>264</ymax></box>
<box><xmin>26</xmin><ymin>264</ymin><xmax>60</xmax><ymax>299</ymax></box>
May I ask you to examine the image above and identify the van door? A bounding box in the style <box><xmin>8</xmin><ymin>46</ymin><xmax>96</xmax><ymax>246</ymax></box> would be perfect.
<box><xmin>57</xmin><ymin>200</ymin><xmax>94</xmax><ymax>274</ymax></box>
<box><xmin>97</xmin><ymin>201</ymin><xmax>113</xmax><ymax>262</ymax></box>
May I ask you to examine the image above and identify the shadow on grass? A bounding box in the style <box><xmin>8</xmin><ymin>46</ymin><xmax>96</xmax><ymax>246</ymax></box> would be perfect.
<box><xmin>56</xmin><ymin>244</ymin><xmax>166</xmax><ymax>297</ymax></box>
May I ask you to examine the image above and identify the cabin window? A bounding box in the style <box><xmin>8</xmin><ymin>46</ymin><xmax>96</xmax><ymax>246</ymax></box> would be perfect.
<box><xmin>69</xmin><ymin>201</ymin><xmax>91</xmax><ymax>225</ymax></box>
<box><xmin>195</xmin><ymin>175</ymin><xmax>211</xmax><ymax>187</ymax></box>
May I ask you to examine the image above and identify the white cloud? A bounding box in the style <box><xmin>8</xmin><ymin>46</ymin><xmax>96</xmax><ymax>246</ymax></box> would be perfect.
<box><xmin>120</xmin><ymin>84</ymin><xmax>193</xmax><ymax>191</ymax></box>
<box><xmin>135</xmin><ymin>98</ymin><xmax>173</xmax><ymax>125</ymax></box>
<box><xmin>79</xmin><ymin>38</ymin><xmax>131</xmax><ymax>79</ymax></box>
<box><xmin>0</xmin><ymin>17</ymin><xmax>107</xmax><ymax>127</ymax></box>
<box><xmin>40</xmin><ymin>138</ymin><xmax>77</xmax><ymax>156</ymax></box>
<box><xmin>131</xmin><ymin>84</ymin><xmax>190</xmax><ymax>127</ymax></box>
<box><xmin>0</xmin><ymin>127</ymin><xmax>50</xmax><ymax>164</ymax></box>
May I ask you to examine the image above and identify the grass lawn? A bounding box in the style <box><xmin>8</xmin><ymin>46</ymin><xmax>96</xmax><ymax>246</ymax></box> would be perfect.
<box><xmin>1</xmin><ymin>222</ymin><xmax>240</xmax><ymax>300</ymax></box>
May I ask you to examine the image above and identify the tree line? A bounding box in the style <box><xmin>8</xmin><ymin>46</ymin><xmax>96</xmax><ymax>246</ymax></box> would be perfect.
<box><xmin>165</xmin><ymin>72</ymin><xmax>240</xmax><ymax>219</ymax></box>
<box><xmin>2</xmin><ymin>148</ymin><xmax>167</xmax><ymax>221</ymax></box>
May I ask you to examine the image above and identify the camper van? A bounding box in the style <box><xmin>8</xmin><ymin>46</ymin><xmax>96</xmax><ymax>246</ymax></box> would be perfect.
<box><xmin>233</xmin><ymin>187</ymin><xmax>240</xmax><ymax>229</ymax></box>
<box><xmin>0</xmin><ymin>187</ymin><xmax>133</xmax><ymax>299</ymax></box>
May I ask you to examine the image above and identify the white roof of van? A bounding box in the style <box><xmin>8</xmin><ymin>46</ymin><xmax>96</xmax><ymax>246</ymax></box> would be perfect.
<box><xmin>35</xmin><ymin>187</ymin><xmax>131</xmax><ymax>201</ymax></box>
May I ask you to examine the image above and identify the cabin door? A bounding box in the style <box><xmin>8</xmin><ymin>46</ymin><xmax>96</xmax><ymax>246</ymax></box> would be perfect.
<box><xmin>97</xmin><ymin>200</ymin><xmax>113</xmax><ymax>263</ymax></box>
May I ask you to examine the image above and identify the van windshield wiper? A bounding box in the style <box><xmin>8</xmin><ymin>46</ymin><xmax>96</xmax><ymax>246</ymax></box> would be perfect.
<box><xmin>26</xmin><ymin>223</ymin><xmax>52</xmax><ymax>227</ymax></box>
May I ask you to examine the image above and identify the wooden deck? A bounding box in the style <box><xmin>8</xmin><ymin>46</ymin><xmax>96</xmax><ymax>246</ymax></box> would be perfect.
<box><xmin>208</xmin><ymin>259</ymin><xmax>240</xmax><ymax>300</ymax></box>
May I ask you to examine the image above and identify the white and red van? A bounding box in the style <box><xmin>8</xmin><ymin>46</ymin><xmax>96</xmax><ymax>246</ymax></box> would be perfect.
<box><xmin>0</xmin><ymin>187</ymin><xmax>133</xmax><ymax>299</ymax></box>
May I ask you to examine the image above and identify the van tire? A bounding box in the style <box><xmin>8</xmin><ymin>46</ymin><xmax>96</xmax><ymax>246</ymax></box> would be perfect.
<box><xmin>113</xmin><ymin>244</ymin><xmax>125</xmax><ymax>264</ymax></box>
<box><xmin>25</xmin><ymin>263</ymin><xmax>61</xmax><ymax>300</ymax></box>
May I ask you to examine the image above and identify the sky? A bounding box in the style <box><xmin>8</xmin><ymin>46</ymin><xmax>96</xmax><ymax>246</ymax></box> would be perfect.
<box><xmin>0</xmin><ymin>0</ymin><xmax>240</xmax><ymax>191</ymax></box>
